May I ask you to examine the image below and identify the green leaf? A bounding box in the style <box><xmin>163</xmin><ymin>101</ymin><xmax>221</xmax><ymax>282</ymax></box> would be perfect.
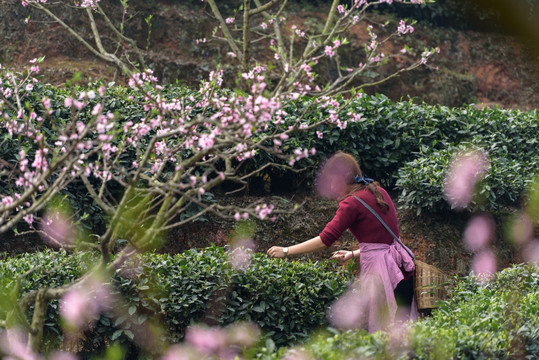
<box><xmin>111</xmin><ymin>330</ymin><xmax>123</xmax><ymax>341</ymax></box>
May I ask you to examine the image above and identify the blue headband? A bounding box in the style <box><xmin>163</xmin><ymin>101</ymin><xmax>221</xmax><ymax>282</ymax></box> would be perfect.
<box><xmin>353</xmin><ymin>175</ymin><xmax>374</xmax><ymax>185</ymax></box>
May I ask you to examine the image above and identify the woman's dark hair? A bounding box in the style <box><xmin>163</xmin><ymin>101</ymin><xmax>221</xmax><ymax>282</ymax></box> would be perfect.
<box><xmin>320</xmin><ymin>151</ymin><xmax>389</xmax><ymax>213</ymax></box>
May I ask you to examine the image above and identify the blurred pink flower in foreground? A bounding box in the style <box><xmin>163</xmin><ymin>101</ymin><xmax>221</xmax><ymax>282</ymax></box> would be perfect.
<box><xmin>40</xmin><ymin>211</ymin><xmax>75</xmax><ymax>248</ymax></box>
<box><xmin>327</xmin><ymin>278</ymin><xmax>387</xmax><ymax>331</ymax></box>
<box><xmin>327</xmin><ymin>288</ymin><xmax>364</xmax><ymax>329</ymax></box>
<box><xmin>228</xmin><ymin>238</ymin><xmax>255</xmax><ymax>270</ymax></box>
<box><xmin>522</xmin><ymin>240</ymin><xmax>539</xmax><ymax>264</ymax></box>
<box><xmin>463</xmin><ymin>214</ymin><xmax>495</xmax><ymax>252</ymax></box>
<box><xmin>226</xmin><ymin>322</ymin><xmax>260</xmax><ymax>348</ymax></box>
<box><xmin>315</xmin><ymin>159</ymin><xmax>351</xmax><ymax>199</ymax></box>
<box><xmin>0</xmin><ymin>328</ymin><xmax>42</xmax><ymax>360</ymax></box>
<box><xmin>443</xmin><ymin>150</ymin><xmax>489</xmax><ymax>209</ymax></box>
<box><xmin>472</xmin><ymin>249</ymin><xmax>497</xmax><ymax>281</ymax></box>
<box><xmin>60</xmin><ymin>278</ymin><xmax>111</xmax><ymax>329</ymax></box>
<box><xmin>184</xmin><ymin>326</ymin><xmax>227</xmax><ymax>355</ymax></box>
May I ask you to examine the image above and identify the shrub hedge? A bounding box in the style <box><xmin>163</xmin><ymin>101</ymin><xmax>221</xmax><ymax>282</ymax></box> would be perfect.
<box><xmin>0</xmin><ymin>246</ymin><xmax>351</xmax><ymax>353</ymax></box>
<box><xmin>1</xmin><ymin>249</ymin><xmax>538</xmax><ymax>358</ymax></box>
<box><xmin>258</xmin><ymin>263</ymin><xmax>539</xmax><ymax>360</ymax></box>
<box><xmin>2</xmin><ymin>78</ymin><xmax>537</xmax><ymax>221</ymax></box>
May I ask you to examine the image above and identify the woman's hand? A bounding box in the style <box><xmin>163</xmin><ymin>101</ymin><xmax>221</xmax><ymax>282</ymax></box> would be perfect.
<box><xmin>267</xmin><ymin>246</ymin><xmax>286</xmax><ymax>258</ymax></box>
<box><xmin>330</xmin><ymin>249</ymin><xmax>359</xmax><ymax>264</ymax></box>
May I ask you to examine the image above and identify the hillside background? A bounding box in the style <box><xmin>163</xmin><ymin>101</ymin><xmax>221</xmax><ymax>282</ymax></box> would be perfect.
<box><xmin>1</xmin><ymin>0</ymin><xmax>538</xmax><ymax>275</ymax></box>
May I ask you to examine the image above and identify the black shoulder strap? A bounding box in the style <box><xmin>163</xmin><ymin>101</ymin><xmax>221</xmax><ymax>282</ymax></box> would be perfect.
<box><xmin>353</xmin><ymin>195</ymin><xmax>415</xmax><ymax>260</ymax></box>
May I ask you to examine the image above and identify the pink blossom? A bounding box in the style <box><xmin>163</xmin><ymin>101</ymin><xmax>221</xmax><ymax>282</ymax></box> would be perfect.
<box><xmin>185</xmin><ymin>326</ymin><xmax>227</xmax><ymax>354</ymax></box>
<box><xmin>40</xmin><ymin>211</ymin><xmax>75</xmax><ymax>248</ymax></box>
<box><xmin>471</xmin><ymin>249</ymin><xmax>497</xmax><ymax>281</ymax></box>
<box><xmin>316</xmin><ymin>157</ymin><xmax>353</xmax><ymax>199</ymax></box>
<box><xmin>23</xmin><ymin>214</ymin><xmax>34</xmax><ymax>225</ymax></box>
<box><xmin>198</xmin><ymin>134</ymin><xmax>214</xmax><ymax>150</ymax></box>
<box><xmin>327</xmin><ymin>283</ymin><xmax>366</xmax><ymax>330</ymax></box>
<box><xmin>0</xmin><ymin>328</ymin><xmax>42</xmax><ymax>360</ymax></box>
<box><xmin>443</xmin><ymin>150</ymin><xmax>489</xmax><ymax>209</ymax></box>
<box><xmin>25</xmin><ymin>83</ymin><xmax>34</xmax><ymax>91</ymax></box>
<box><xmin>41</xmin><ymin>97</ymin><xmax>51</xmax><ymax>109</ymax></box>
<box><xmin>228</xmin><ymin>238</ymin><xmax>255</xmax><ymax>270</ymax></box>
<box><xmin>1</xmin><ymin>196</ymin><xmax>14</xmax><ymax>207</ymax></box>
<box><xmin>225</xmin><ymin>17</ymin><xmax>235</xmax><ymax>24</ymax></box>
<box><xmin>337</xmin><ymin>4</ymin><xmax>345</xmax><ymax>13</ymax></box>
<box><xmin>260</xmin><ymin>22</ymin><xmax>268</xmax><ymax>29</ymax></box>
<box><xmin>522</xmin><ymin>240</ymin><xmax>539</xmax><ymax>264</ymax></box>
<box><xmin>60</xmin><ymin>279</ymin><xmax>111</xmax><ymax>329</ymax></box>
<box><xmin>73</xmin><ymin>100</ymin><xmax>85</xmax><ymax>110</ymax></box>
<box><xmin>397</xmin><ymin>20</ymin><xmax>414</xmax><ymax>35</ymax></box>
<box><xmin>463</xmin><ymin>214</ymin><xmax>495</xmax><ymax>252</ymax></box>
<box><xmin>324</xmin><ymin>46</ymin><xmax>335</xmax><ymax>58</ymax></box>
<box><xmin>77</xmin><ymin>0</ymin><xmax>100</xmax><ymax>8</ymax></box>
<box><xmin>256</xmin><ymin>203</ymin><xmax>274</xmax><ymax>220</ymax></box>
<box><xmin>61</xmin><ymin>290</ymin><xmax>89</xmax><ymax>328</ymax></box>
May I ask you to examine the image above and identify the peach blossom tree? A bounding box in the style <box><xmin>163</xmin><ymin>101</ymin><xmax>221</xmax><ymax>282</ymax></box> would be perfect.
<box><xmin>1</xmin><ymin>0</ymin><xmax>439</xmax><ymax>355</ymax></box>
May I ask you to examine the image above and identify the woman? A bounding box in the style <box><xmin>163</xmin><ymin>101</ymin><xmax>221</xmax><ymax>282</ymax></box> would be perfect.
<box><xmin>267</xmin><ymin>151</ymin><xmax>417</xmax><ymax>332</ymax></box>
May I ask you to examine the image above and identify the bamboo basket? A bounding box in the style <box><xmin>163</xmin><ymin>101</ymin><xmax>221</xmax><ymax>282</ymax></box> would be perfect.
<box><xmin>414</xmin><ymin>260</ymin><xmax>449</xmax><ymax>310</ymax></box>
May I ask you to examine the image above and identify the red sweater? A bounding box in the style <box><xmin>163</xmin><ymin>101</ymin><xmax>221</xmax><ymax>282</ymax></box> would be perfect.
<box><xmin>320</xmin><ymin>187</ymin><xmax>400</xmax><ymax>247</ymax></box>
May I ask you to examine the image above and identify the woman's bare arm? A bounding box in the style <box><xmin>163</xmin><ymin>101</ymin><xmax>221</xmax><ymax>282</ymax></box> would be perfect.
<box><xmin>267</xmin><ymin>235</ymin><xmax>327</xmax><ymax>258</ymax></box>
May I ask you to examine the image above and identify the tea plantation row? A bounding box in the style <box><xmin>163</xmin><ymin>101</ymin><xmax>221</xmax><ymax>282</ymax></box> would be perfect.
<box><xmin>1</xmin><ymin>248</ymin><xmax>538</xmax><ymax>359</ymax></box>
<box><xmin>0</xmin><ymin>246</ymin><xmax>351</xmax><ymax>354</ymax></box>
<box><xmin>257</xmin><ymin>263</ymin><xmax>539</xmax><ymax>359</ymax></box>
<box><xmin>1</xmin><ymin>80</ymin><xmax>537</xmax><ymax>225</ymax></box>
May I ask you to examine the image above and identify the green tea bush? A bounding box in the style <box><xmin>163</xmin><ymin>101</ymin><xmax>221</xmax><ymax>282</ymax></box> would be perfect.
<box><xmin>396</xmin><ymin>144</ymin><xmax>539</xmax><ymax>213</ymax></box>
<box><xmin>412</xmin><ymin>264</ymin><xmax>539</xmax><ymax>359</ymax></box>
<box><xmin>4</xmin><ymin>77</ymin><xmax>537</xmax><ymax>218</ymax></box>
<box><xmin>0</xmin><ymin>246</ymin><xmax>351</xmax><ymax>353</ymax></box>
<box><xmin>258</xmin><ymin>263</ymin><xmax>539</xmax><ymax>360</ymax></box>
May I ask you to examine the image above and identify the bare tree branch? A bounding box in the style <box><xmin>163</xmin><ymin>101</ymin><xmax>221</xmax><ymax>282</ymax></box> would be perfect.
<box><xmin>249</xmin><ymin>0</ymin><xmax>284</xmax><ymax>16</ymax></box>
<box><xmin>205</xmin><ymin>0</ymin><xmax>243</xmax><ymax>61</ymax></box>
